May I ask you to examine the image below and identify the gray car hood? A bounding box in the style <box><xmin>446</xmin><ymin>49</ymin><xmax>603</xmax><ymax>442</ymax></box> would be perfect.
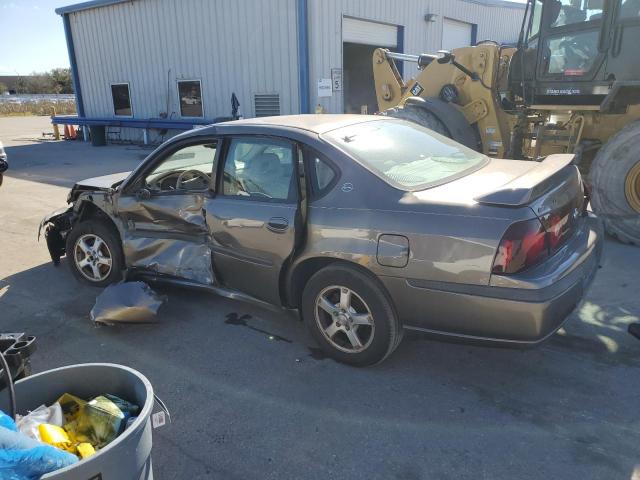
<box><xmin>75</xmin><ymin>171</ymin><xmax>131</xmax><ymax>190</ymax></box>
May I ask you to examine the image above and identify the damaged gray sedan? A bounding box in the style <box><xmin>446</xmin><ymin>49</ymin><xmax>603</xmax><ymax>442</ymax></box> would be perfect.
<box><xmin>40</xmin><ymin>115</ymin><xmax>603</xmax><ymax>365</ymax></box>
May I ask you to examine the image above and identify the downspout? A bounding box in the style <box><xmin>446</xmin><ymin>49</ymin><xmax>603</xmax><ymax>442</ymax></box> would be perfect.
<box><xmin>396</xmin><ymin>25</ymin><xmax>405</xmax><ymax>77</ymax></box>
<box><xmin>296</xmin><ymin>0</ymin><xmax>310</xmax><ymax>114</ymax></box>
<box><xmin>61</xmin><ymin>13</ymin><xmax>86</xmax><ymax>121</ymax></box>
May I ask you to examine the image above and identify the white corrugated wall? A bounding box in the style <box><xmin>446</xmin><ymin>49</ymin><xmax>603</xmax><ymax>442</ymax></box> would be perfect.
<box><xmin>308</xmin><ymin>0</ymin><xmax>524</xmax><ymax>113</ymax></box>
<box><xmin>70</xmin><ymin>0</ymin><xmax>299</xmax><ymax>141</ymax></box>
<box><xmin>67</xmin><ymin>0</ymin><xmax>524</xmax><ymax>140</ymax></box>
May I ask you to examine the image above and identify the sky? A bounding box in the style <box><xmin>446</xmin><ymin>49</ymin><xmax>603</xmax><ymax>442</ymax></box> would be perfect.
<box><xmin>0</xmin><ymin>0</ymin><xmax>527</xmax><ymax>76</ymax></box>
<box><xmin>0</xmin><ymin>0</ymin><xmax>71</xmax><ymax>75</ymax></box>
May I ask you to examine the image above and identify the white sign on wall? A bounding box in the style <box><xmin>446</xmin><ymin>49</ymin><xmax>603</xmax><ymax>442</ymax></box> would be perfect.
<box><xmin>317</xmin><ymin>78</ymin><xmax>332</xmax><ymax>97</ymax></box>
<box><xmin>331</xmin><ymin>68</ymin><xmax>342</xmax><ymax>91</ymax></box>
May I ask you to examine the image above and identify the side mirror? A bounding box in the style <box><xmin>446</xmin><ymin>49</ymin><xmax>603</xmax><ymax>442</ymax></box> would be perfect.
<box><xmin>437</xmin><ymin>50</ymin><xmax>454</xmax><ymax>64</ymax></box>
<box><xmin>136</xmin><ymin>188</ymin><xmax>151</xmax><ymax>200</ymax></box>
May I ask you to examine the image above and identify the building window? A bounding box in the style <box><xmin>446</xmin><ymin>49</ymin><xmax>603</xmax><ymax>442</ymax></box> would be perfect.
<box><xmin>178</xmin><ymin>80</ymin><xmax>203</xmax><ymax>118</ymax></box>
<box><xmin>111</xmin><ymin>83</ymin><xmax>132</xmax><ymax>116</ymax></box>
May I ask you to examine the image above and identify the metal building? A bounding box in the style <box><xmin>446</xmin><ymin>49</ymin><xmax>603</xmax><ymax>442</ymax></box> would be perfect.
<box><xmin>56</xmin><ymin>0</ymin><xmax>525</xmax><ymax>142</ymax></box>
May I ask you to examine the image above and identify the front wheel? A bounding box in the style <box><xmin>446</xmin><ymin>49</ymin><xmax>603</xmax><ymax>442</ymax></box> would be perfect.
<box><xmin>301</xmin><ymin>265</ymin><xmax>402</xmax><ymax>366</ymax></box>
<box><xmin>65</xmin><ymin>220</ymin><xmax>124</xmax><ymax>287</ymax></box>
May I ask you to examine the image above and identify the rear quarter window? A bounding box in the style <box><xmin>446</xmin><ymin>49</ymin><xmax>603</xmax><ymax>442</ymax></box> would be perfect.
<box><xmin>303</xmin><ymin>147</ymin><xmax>338</xmax><ymax>197</ymax></box>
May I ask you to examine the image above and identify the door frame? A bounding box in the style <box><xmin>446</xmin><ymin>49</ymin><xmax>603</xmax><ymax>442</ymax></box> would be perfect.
<box><xmin>206</xmin><ymin>133</ymin><xmax>307</xmax><ymax>305</ymax></box>
<box><xmin>119</xmin><ymin>134</ymin><xmax>222</xmax><ymax>199</ymax></box>
<box><xmin>341</xmin><ymin>16</ymin><xmax>403</xmax><ymax>113</ymax></box>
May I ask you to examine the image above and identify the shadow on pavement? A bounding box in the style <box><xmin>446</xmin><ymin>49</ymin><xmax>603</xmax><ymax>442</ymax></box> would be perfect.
<box><xmin>1</xmin><ymin>253</ymin><xmax>639</xmax><ymax>478</ymax></box>
<box><xmin>3</xmin><ymin>140</ymin><xmax>149</xmax><ymax>188</ymax></box>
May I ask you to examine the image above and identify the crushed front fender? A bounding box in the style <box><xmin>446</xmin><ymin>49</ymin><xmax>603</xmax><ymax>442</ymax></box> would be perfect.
<box><xmin>38</xmin><ymin>207</ymin><xmax>74</xmax><ymax>265</ymax></box>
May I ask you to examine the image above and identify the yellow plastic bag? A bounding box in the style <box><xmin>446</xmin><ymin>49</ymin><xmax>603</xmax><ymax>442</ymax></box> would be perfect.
<box><xmin>77</xmin><ymin>442</ymin><xmax>96</xmax><ymax>459</ymax></box>
<box><xmin>57</xmin><ymin>393</ymin><xmax>125</xmax><ymax>449</ymax></box>
<box><xmin>38</xmin><ymin>424</ymin><xmax>72</xmax><ymax>451</ymax></box>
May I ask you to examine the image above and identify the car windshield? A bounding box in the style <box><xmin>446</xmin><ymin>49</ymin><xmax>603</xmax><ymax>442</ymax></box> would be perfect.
<box><xmin>322</xmin><ymin>119</ymin><xmax>488</xmax><ymax>190</ymax></box>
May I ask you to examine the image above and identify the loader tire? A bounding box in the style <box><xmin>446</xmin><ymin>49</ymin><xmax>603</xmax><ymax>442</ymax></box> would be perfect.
<box><xmin>590</xmin><ymin>121</ymin><xmax>640</xmax><ymax>245</ymax></box>
<box><xmin>382</xmin><ymin>105</ymin><xmax>449</xmax><ymax>136</ymax></box>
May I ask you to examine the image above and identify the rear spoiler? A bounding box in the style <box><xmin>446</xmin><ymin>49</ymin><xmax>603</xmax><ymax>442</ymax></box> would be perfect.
<box><xmin>474</xmin><ymin>154</ymin><xmax>575</xmax><ymax>207</ymax></box>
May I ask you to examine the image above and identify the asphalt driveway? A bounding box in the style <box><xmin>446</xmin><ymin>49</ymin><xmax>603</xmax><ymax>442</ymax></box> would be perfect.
<box><xmin>1</xmin><ymin>116</ymin><xmax>639</xmax><ymax>479</ymax></box>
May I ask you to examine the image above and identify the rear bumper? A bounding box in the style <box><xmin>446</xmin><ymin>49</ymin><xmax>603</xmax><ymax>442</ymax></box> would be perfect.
<box><xmin>380</xmin><ymin>214</ymin><xmax>603</xmax><ymax>345</ymax></box>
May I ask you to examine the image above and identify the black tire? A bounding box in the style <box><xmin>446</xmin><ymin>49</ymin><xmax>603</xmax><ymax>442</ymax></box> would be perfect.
<box><xmin>301</xmin><ymin>264</ymin><xmax>402</xmax><ymax>366</ymax></box>
<box><xmin>590</xmin><ymin>121</ymin><xmax>640</xmax><ymax>245</ymax></box>
<box><xmin>65</xmin><ymin>220</ymin><xmax>124</xmax><ymax>287</ymax></box>
<box><xmin>381</xmin><ymin>105</ymin><xmax>449</xmax><ymax>136</ymax></box>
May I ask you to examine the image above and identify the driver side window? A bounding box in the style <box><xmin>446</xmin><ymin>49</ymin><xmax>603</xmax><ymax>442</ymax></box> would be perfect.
<box><xmin>145</xmin><ymin>142</ymin><xmax>217</xmax><ymax>193</ymax></box>
<box><xmin>222</xmin><ymin>138</ymin><xmax>295</xmax><ymax>201</ymax></box>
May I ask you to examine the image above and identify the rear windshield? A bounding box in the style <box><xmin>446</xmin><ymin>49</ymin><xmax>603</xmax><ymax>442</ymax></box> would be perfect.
<box><xmin>321</xmin><ymin>119</ymin><xmax>488</xmax><ymax>190</ymax></box>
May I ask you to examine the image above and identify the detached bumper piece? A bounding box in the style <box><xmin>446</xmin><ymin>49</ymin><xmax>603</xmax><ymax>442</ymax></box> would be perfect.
<box><xmin>90</xmin><ymin>281</ymin><xmax>167</xmax><ymax>326</ymax></box>
<box><xmin>0</xmin><ymin>333</ymin><xmax>37</xmax><ymax>390</ymax></box>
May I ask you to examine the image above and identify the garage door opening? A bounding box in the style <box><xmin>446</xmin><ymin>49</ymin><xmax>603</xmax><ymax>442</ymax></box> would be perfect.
<box><xmin>342</xmin><ymin>17</ymin><xmax>400</xmax><ymax>114</ymax></box>
<box><xmin>442</xmin><ymin>18</ymin><xmax>475</xmax><ymax>51</ymax></box>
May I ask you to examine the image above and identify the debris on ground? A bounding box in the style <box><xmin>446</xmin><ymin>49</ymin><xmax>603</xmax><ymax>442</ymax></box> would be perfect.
<box><xmin>90</xmin><ymin>281</ymin><xmax>167</xmax><ymax>326</ymax></box>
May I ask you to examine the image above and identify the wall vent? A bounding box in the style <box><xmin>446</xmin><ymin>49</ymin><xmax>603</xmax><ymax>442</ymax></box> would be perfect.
<box><xmin>254</xmin><ymin>93</ymin><xmax>280</xmax><ymax>117</ymax></box>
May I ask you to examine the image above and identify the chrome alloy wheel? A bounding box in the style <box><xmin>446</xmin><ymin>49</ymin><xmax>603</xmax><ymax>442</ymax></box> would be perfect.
<box><xmin>73</xmin><ymin>234</ymin><xmax>113</xmax><ymax>282</ymax></box>
<box><xmin>314</xmin><ymin>285</ymin><xmax>375</xmax><ymax>353</ymax></box>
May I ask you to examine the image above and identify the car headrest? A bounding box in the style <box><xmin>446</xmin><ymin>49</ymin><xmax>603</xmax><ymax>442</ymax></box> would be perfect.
<box><xmin>247</xmin><ymin>153</ymin><xmax>281</xmax><ymax>176</ymax></box>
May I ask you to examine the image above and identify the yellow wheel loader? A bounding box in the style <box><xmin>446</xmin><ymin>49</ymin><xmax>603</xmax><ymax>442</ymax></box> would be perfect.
<box><xmin>373</xmin><ymin>0</ymin><xmax>640</xmax><ymax>244</ymax></box>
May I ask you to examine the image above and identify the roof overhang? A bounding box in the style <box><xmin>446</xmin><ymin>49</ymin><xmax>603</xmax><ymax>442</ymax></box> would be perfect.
<box><xmin>55</xmin><ymin>0</ymin><xmax>134</xmax><ymax>15</ymax></box>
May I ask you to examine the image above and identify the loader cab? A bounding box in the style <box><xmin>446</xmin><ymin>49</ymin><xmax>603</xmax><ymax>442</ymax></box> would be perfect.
<box><xmin>509</xmin><ymin>0</ymin><xmax>640</xmax><ymax>110</ymax></box>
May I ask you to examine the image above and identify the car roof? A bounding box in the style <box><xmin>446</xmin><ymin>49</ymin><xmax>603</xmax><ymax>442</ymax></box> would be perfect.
<box><xmin>212</xmin><ymin>114</ymin><xmax>386</xmax><ymax>135</ymax></box>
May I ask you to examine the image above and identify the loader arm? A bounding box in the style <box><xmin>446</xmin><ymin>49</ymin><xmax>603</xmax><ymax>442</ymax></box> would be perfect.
<box><xmin>372</xmin><ymin>45</ymin><xmax>516</xmax><ymax>158</ymax></box>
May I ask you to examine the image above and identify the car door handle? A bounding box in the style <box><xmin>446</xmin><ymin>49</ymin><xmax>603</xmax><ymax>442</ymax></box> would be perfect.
<box><xmin>267</xmin><ymin>217</ymin><xmax>289</xmax><ymax>233</ymax></box>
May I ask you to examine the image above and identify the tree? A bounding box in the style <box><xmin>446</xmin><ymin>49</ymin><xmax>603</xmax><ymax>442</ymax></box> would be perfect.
<box><xmin>47</xmin><ymin>68</ymin><xmax>73</xmax><ymax>94</ymax></box>
<box><xmin>15</xmin><ymin>77</ymin><xmax>28</xmax><ymax>94</ymax></box>
<box><xmin>25</xmin><ymin>73</ymin><xmax>52</xmax><ymax>94</ymax></box>
<box><xmin>0</xmin><ymin>82</ymin><xmax>7</xmax><ymax>94</ymax></box>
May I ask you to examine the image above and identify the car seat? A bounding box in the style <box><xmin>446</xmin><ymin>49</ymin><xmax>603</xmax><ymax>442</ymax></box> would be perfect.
<box><xmin>244</xmin><ymin>153</ymin><xmax>289</xmax><ymax>198</ymax></box>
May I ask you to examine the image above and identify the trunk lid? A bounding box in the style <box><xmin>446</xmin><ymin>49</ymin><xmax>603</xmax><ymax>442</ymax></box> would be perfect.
<box><xmin>475</xmin><ymin>154</ymin><xmax>585</xmax><ymax>254</ymax></box>
<box><xmin>414</xmin><ymin>153</ymin><xmax>586</xmax><ymax>260</ymax></box>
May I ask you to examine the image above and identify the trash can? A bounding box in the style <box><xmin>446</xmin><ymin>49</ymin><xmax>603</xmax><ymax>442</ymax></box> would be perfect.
<box><xmin>90</xmin><ymin>126</ymin><xmax>107</xmax><ymax>146</ymax></box>
<box><xmin>0</xmin><ymin>363</ymin><xmax>155</xmax><ymax>480</ymax></box>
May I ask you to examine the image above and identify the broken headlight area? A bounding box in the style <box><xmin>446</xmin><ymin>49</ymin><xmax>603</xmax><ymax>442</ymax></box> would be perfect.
<box><xmin>38</xmin><ymin>207</ymin><xmax>75</xmax><ymax>265</ymax></box>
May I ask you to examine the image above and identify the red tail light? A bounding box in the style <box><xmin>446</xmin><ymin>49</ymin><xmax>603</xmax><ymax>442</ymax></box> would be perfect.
<box><xmin>492</xmin><ymin>218</ymin><xmax>548</xmax><ymax>274</ymax></box>
<box><xmin>539</xmin><ymin>202</ymin><xmax>579</xmax><ymax>255</ymax></box>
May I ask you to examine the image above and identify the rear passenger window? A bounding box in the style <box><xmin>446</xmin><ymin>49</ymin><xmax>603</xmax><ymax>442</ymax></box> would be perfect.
<box><xmin>222</xmin><ymin>138</ymin><xmax>295</xmax><ymax>201</ymax></box>
<box><xmin>305</xmin><ymin>148</ymin><xmax>337</xmax><ymax>196</ymax></box>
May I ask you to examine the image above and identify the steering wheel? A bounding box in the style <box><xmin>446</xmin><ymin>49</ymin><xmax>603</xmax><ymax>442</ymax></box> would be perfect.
<box><xmin>176</xmin><ymin>169</ymin><xmax>210</xmax><ymax>190</ymax></box>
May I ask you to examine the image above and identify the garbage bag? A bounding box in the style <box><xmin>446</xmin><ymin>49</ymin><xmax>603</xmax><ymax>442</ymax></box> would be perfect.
<box><xmin>0</xmin><ymin>411</ymin><xmax>77</xmax><ymax>480</ymax></box>
<box><xmin>0</xmin><ymin>411</ymin><xmax>16</xmax><ymax>431</ymax></box>
<box><xmin>38</xmin><ymin>424</ymin><xmax>72</xmax><ymax>451</ymax></box>
<box><xmin>15</xmin><ymin>403</ymin><xmax>63</xmax><ymax>441</ymax></box>
<box><xmin>58</xmin><ymin>393</ymin><xmax>133</xmax><ymax>449</ymax></box>
<box><xmin>90</xmin><ymin>281</ymin><xmax>167</xmax><ymax>325</ymax></box>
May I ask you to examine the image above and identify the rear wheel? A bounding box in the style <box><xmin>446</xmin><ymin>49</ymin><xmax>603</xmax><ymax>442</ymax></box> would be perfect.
<box><xmin>301</xmin><ymin>265</ymin><xmax>402</xmax><ymax>366</ymax></box>
<box><xmin>590</xmin><ymin>121</ymin><xmax>640</xmax><ymax>245</ymax></box>
<box><xmin>65</xmin><ymin>220</ymin><xmax>124</xmax><ymax>287</ymax></box>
